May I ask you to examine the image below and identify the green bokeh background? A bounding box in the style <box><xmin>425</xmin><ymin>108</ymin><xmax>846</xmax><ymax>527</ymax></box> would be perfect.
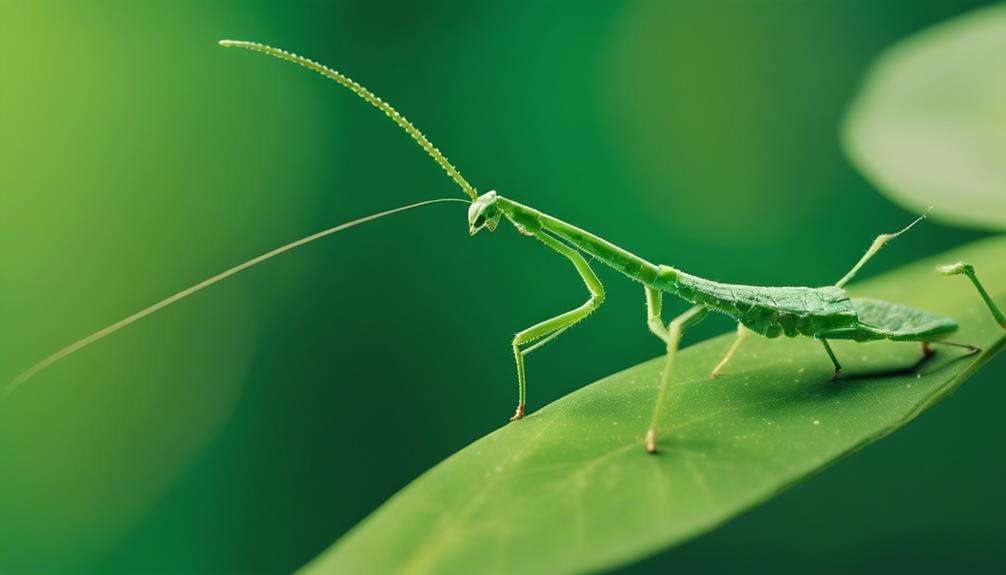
<box><xmin>1</xmin><ymin>1</ymin><xmax>1002</xmax><ymax>573</ymax></box>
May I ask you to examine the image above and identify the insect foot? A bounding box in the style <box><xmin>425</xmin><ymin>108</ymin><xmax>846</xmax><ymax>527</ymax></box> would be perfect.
<box><xmin>830</xmin><ymin>368</ymin><xmax>843</xmax><ymax>382</ymax></box>
<box><xmin>645</xmin><ymin>429</ymin><xmax>657</xmax><ymax>454</ymax></box>
<box><xmin>509</xmin><ymin>403</ymin><xmax>525</xmax><ymax>422</ymax></box>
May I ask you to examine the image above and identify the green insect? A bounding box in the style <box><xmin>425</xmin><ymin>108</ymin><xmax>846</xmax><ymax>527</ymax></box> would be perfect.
<box><xmin>8</xmin><ymin>41</ymin><xmax>1005</xmax><ymax>455</ymax></box>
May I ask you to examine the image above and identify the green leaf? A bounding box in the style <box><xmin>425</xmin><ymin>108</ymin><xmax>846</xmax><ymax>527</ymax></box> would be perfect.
<box><xmin>306</xmin><ymin>237</ymin><xmax>1006</xmax><ymax>575</ymax></box>
<box><xmin>843</xmin><ymin>5</ymin><xmax>1006</xmax><ymax>230</ymax></box>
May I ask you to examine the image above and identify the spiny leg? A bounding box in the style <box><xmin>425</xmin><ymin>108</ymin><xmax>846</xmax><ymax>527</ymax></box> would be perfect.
<box><xmin>642</xmin><ymin>288</ymin><xmax>670</xmax><ymax>447</ymax></box>
<box><xmin>938</xmin><ymin>262</ymin><xmax>1005</xmax><ymax>329</ymax></box>
<box><xmin>835</xmin><ymin>212</ymin><xmax>928</xmax><ymax>288</ymax></box>
<box><xmin>512</xmin><ymin>306</ymin><xmax>595</xmax><ymax>420</ymax></box>
<box><xmin>644</xmin><ymin>286</ymin><xmax>670</xmax><ymax>344</ymax></box>
<box><xmin>511</xmin><ymin>230</ymin><xmax>605</xmax><ymax>421</ymax></box>
<box><xmin>644</xmin><ymin>300</ymin><xmax>709</xmax><ymax>454</ymax></box>
<box><xmin>819</xmin><ymin>339</ymin><xmax>843</xmax><ymax>381</ymax></box>
<box><xmin>711</xmin><ymin>323</ymin><xmax>752</xmax><ymax>378</ymax></box>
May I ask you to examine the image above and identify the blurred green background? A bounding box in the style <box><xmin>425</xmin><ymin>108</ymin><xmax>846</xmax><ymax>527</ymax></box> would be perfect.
<box><xmin>0</xmin><ymin>0</ymin><xmax>1002</xmax><ymax>573</ymax></box>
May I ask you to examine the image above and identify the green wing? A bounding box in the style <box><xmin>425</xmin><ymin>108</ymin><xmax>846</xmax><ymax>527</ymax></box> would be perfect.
<box><xmin>672</xmin><ymin>272</ymin><xmax>858</xmax><ymax>337</ymax></box>
<box><xmin>817</xmin><ymin>298</ymin><xmax>958</xmax><ymax>342</ymax></box>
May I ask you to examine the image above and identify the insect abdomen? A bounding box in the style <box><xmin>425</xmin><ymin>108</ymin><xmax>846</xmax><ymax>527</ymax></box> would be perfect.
<box><xmin>734</xmin><ymin>305</ymin><xmax>841</xmax><ymax>338</ymax></box>
<box><xmin>662</xmin><ymin>269</ymin><xmax>858</xmax><ymax>338</ymax></box>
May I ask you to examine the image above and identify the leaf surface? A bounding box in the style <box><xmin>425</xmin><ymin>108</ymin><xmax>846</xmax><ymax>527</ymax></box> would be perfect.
<box><xmin>843</xmin><ymin>5</ymin><xmax>1006</xmax><ymax>229</ymax></box>
<box><xmin>306</xmin><ymin>237</ymin><xmax>1006</xmax><ymax>575</ymax></box>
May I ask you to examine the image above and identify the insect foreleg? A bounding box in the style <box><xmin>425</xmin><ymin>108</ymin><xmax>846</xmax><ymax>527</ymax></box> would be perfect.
<box><xmin>510</xmin><ymin>231</ymin><xmax>605</xmax><ymax>421</ymax></box>
<box><xmin>645</xmin><ymin>304</ymin><xmax>709</xmax><ymax>454</ymax></box>
<box><xmin>939</xmin><ymin>262</ymin><xmax>1005</xmax><ymax>328</ymax></box>
<box><xmin>711</xmin><ymin>323</ymin><xmax>753</xmax><ymax>378</ymax></box>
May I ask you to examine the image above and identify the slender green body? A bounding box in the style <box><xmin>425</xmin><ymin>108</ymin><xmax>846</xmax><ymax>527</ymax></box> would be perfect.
<box><xmin>471</xmin><ymin>191</ymin><xmax>989</xmax><ymax>450</ymax></box>
<box><xmin>494</xmin><ymin>195</ymin><xmax>940</xmax><ymax>342</ymax></box>
<box><xmin>10</xmin><ymin>40</ymin><xmax>1002</xmax><ymax>455</ymax></box>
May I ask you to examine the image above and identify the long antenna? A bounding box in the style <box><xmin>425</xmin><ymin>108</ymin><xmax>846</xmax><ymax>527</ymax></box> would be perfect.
<box><xmin>5</xmin><ymin>198</ymin><xmax>468</xmax><ymax>395</ymax></box>
<box><xmin>219</xmin><ymin>40</ymin><xmax>478</xmax><ymax>200</ymax></box>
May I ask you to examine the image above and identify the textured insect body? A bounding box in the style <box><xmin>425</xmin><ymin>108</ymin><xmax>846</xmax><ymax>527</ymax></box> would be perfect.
<box><xmin>10</xmin><ymin>41</ymin><xmax>1004</xmax><ymax>456</ymax></box>
<box><xmin>666</xmin><ymin>277</ymin><xmax>858</xmax><ymax>338</ymax></box>
<box><xmin>819</xmin><ymin>299</ymin><xmax>959</xmax><ymax>342</ymax></box>
<box><xmin>491</xmin><ymin>195</ymin><xmax>661</xmax><ymax>283</ymax></box>
<box><xmin>489</xmin><ymin>193</ymin><xmax>957</xmax><ymax>347</ymax></box>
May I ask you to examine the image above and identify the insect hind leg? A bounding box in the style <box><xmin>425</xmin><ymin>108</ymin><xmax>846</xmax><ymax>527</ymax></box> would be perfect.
<box><xmin>922</xmin><ymin>340</ymin><xmax>980</xmax><ymax>356</ymax></box>
<box><xmin>938</xmin><ymin>262</ymin><xmax>1005</xmax><ymax>329</ymax></box>
<box><xmin>911</xmin><ymin>340</ymin><xmax>979</xmax><ymax>374</ymax></box>
<box><xmin>835</xmin><ymin>212</ymin><xmax>928</xmax><ymax>288</ymax></box>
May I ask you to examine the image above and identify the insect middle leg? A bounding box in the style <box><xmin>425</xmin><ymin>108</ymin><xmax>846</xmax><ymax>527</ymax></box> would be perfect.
<box><xmin>644</xmin><ymin>286</ymin><xmax>709</xmax><ymax>453</ymax></box>
<box><xmin>510</xmin><ymin>231</ymin><xmax>605</xmax><ymax>421</ymax></box>
<box><xmin>711</xmin><ymin>323</ymin><xmax>753</xmax><ymax>378</ymax></box>
<box><xmin>819</xmin><ymin>339</ymin><xmax>843</xmax><ymax>380</ymax></box>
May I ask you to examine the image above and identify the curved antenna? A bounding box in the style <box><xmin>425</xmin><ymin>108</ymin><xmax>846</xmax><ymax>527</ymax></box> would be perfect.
<box><xmin>5</xmin><ymin>197</ymin><xmax>468</xmax><ymax>396</ymax></box>
<box><xmin>219</xmin><ymin>40</ymin><xmax>478</xmax><ymax>200</ymax></box>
